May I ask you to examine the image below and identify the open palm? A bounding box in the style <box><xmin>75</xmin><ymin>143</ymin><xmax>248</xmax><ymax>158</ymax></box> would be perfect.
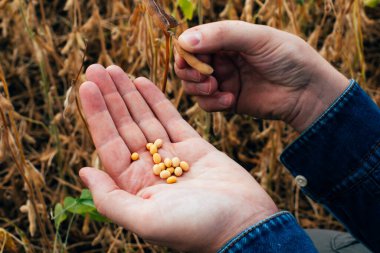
<box><xmin>79</xmin><ymin>64</ymin><xmax>277</xmax><ymax>252</ymax></box>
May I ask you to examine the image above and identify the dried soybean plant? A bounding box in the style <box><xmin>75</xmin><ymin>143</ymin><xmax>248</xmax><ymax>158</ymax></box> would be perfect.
<box><xmin>0</xmin><ymin>0</ymin><xmax>379</xmax><ymax>252</ymax></box>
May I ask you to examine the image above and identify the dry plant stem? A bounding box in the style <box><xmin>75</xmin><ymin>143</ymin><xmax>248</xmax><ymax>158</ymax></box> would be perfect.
<box><xmin>0</xmin><ymin>70</ymin><xmax>52</xmax><ymax>249</ymax></box>
<box><xmin>161</xmin><ymin>34</ymin><xmax>170</xmax><ymax>93</ymax></box>
<box><xmin>106</xmin><ymin>227</ymin><xmax>123</xmax><ymax>253</ymax></box>
<box><xmin>74</xmin><ymin>46</ymin><xmax>91</xmax><ymax>137</ymax></box>
<box><xmin>0</xmin><ymin>108</ymin><xmax>50</xmax><ymax>251</ymax></box>
<box><xmin>172</xmin><ymin>37</ymin><xmax>214</xmax><ymax>75</ymax></box>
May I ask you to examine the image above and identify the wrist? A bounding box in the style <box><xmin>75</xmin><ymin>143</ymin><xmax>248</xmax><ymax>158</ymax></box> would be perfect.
<box><xmin>287</xmin><ymin>58</ymin><xmax>349</xmax><ymax>132</ymax></box>
<box><xmin>210</xmin><ymin>201</ymin><xmax>278</xmax><ymax>252</ymax></box>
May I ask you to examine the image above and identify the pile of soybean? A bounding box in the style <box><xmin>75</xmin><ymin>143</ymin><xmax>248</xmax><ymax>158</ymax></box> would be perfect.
<box><xmin>131</xmin><ymin>139</ymin><xmax>190</xmax><ymax>184</ymax></box>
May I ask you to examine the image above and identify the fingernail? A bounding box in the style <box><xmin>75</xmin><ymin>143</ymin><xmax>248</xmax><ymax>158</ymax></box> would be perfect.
<box><xmin>219</xmin><ymin>95</ymin><xmax>232</xmax><ymax>107</ymax></box>
<box><xmin>179</xmin><ymin>31</ymin><xmax>202</xmax><ymax>47</ymax></box>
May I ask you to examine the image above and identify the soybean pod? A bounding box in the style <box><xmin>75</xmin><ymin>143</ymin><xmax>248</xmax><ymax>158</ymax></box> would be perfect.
<box><xmin>173</xmin><ymin>37</ymin><xmax>214</xmax><ymax>75</ymax></box>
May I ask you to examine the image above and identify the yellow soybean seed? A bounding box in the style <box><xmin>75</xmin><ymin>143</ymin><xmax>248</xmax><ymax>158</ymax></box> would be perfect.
<box><xmin>172</xmin><ymin>157</ymin><xmax>180</xmax><ymax>167</ymax></box>
<box><xmin>153</xmin><ymin>153</ymin><xmax>161</xmax><ymax>164</ymax></box>
<box><xmin>146</xmin><ymin>143</ymin><xmax>153</xmax><ymax>150</ymax></box>
<box><xmin>154</xmin><ymin>139</ymin><xmax>163</xmax><ymax>148</ymax></box>
<box><xmin>167</xmin><ymin>167</ymin><xmax>174</xmax><ymax>174</ymax></box>
<box><xmin>167</xmin><ymin>176</ymin><xmax>177</xmax><ymax>184</ymax></box>
<box><xmin>174</xmin><ymin>167</ymin><xmax>183</xmax><ymax>176</ymax></box>
<box><xmin>153</xmin><ymin>164</ymin><xmax>161</xmax><ymax>175</ymax></box>
<box><xmin>150</xmin><ymin>144</ymin><xmax>158</xmax><ymax>155</ymax></box>
<box><xmin>160</xmin><ymin>170</ymin><xmax>171</xmax><ymax>179</ymax></box>
<box><xmin>158</xmin><ymin>162</ymin><xmax>166</xmax><ymax>171</ymax></box>
<box><xmin>180</xmin><ymin>161</ymin><xmax>189</xmax><ymax>171</ymax></box>
<box><xmin>131</xmin><ymin>152</ymin><xmax>139</xmax><ymax>161</ymax></box>
<box><xmin>164</xmin><ymin>158</ymin><xmax>172</xmax><ymax>168</ymax></box>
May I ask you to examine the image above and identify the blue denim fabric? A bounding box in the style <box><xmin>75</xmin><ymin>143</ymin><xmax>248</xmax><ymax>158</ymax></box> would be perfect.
<box><xmin>218</xmin><ymin>80</ymin><xmax>380</xmax><ymax>252</ymax></box>
<box><xmin>218</xmin><ymin>211</ymin><xmax>318</xmax><ymax>253</ymax></box>
<box><xmin>281</xmin><ymin>80</ymin><xmax>380</xmax><ymax>252</ymax></box>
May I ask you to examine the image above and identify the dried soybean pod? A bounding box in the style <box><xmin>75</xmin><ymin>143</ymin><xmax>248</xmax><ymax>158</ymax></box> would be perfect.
<box><xmin>173</xmin><ymin>37</ymin><xmax>214</xmax><ymax>75</ymax></box>
<box><xmin>142</xmin><ymin>0</ymin><xmax>177</xmax><ymax>34</ymax></box>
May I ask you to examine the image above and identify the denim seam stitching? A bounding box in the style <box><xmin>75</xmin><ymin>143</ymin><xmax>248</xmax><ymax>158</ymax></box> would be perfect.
<box><xmin>325</xmin><ymin>140</ymin><xmax>380</xmax><ymax>202</ymax></box>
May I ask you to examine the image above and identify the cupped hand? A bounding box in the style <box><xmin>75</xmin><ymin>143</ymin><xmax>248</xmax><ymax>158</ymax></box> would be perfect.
<box><xmin>174</xmin><ymin>21</ymin><xmax>349</xmax><ymax>132</ymax></box>
<box><xmin>79</xmin><ymin>64</ymin><xmax>278</xmax><ymax>252</ymax></box>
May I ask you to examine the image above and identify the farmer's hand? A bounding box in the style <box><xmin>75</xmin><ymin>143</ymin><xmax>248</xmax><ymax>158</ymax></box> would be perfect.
<box><xmin>79</xmin><ymin>64</ymin><xmax>278</xmax><ymax>252</ymax></box>
<box><xmin>174</xmin><ymin>21</ymin><xmax>349</xmax><ymax>132</ymax></box>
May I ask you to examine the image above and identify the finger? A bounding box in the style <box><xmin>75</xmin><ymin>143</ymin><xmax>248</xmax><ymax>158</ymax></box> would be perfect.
<box><xmin>134</xmin><ymin>77</ymin><xmax>200</xmax><ymax>142</ymax></box>
<box><xmin>105</xmin><ymin>65</ymin><xmax>170</xmax><ymax>143</ymax></box>
<box><xmin>178</xmin><ymin>21</ymin><xmax>271</xmax><ymax>54</ymax></box>
<box><xmin>196</xmin><ymin>92</ymin><xmax>235</xmax><ymax>112</ymax></box>
<box><xmin>182</xmin><ymin>77</ymin><xmax>218</xmax><ymax>96</ymax></box>
<box><xmin>79</xmin><ymin>167</ymin><xmax>148</xmax><ymax>235</ymax></box>
<box><xmin>173</xmin><ymin>48</ymin><xmax>188</xmax><ymax>69</ymax></box>
<box><xmin>85</xmin><ymin>64</ymin><xmax>147</xmax><ymax>152</ymax></box>
<box><xmin>174</xmin><ymin>65</ymin><xmax>208</xmax><ymax>83</ymax></box>
<box><xmin>79</xmin><ymin>82</ymin><xmax>131</xmax><ymax>178</ymax></box>
<box><xmin>174</xmin><ymin>49</ymin><xmax>211</xmax><ymax>70</ymax></box>
<box><xmin>212</xmin><ymin>54</ymin><xmax>241</xmax><ymax>96</ymax></box>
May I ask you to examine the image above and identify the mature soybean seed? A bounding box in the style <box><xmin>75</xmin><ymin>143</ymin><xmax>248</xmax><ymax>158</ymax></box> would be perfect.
<box><xmin>146</xmin><ymin>143</ymin><xmax>153</xmax><ymax>150</ymax></box>
<box><xmin>158</xmin><ymin>162</ymin><xmax>166</xmax><ymax>171</ymax></box>
<box><xmin>150</xmin><ymin>144</ymin><xmax>158</xmax><ymax>155</ymax></box>
<box><xmin>180</xmin><ymin>161</ymin><xmax>189</xmax><ymax>171</ymax></box>
<box><xmin>160</xmin><ymin>170</ymin><xmax>171</xmax><ymax>179</ymax></box>
<box><xmin>153</xmin><ymin>164</ymin><xmax>161</xmax><ymax>175</ymax></box>
<box><xmin>153</xmin><ymin>153</ymin><xmax>162</xmax><ymax>164</ymax></box>
<box><xmin>154</xmin><ymin>138</ymin><xmax>163</xmax><ymax>148</ymax></box>
<box><xmin>164</xmin><ymin>158</ymin><xmax>172</xmax><ymax>168</ymax></box>
<box><xmin>131</xmin><ymin>152</ymin><xmax>139</xmax><ymax>161</ymax></box>
<box><xmin>167</xmin><ymin>167</ymin><xmax>174</xmax><ymax>174</ymax></box>
<box><xmin>167</xmin><ymin>176</ymin><xmax>177</xmax><ymax>184</ymax></box>
<box><xmin>174</xmin><ymin>167</ymin><xmax>183</xmax><ymax>176</ymax></box>
<box><xmin>172</xmin><ymin>157</ymin><xmax>180</xmax><ymax>167</ymax></box>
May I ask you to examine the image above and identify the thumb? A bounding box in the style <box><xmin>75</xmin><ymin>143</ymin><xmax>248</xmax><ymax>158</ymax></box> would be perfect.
<box><xmin>178</xmin><ymin>21</ymin><xmax>272</xmax><ymax>54</ymax></box>
<box><xmin>79</xmin><ymin>167</ymin><xmax>147</xmax><ymax>234</ymax></box>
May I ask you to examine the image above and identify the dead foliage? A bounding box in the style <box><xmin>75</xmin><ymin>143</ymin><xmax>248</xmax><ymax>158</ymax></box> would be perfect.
<box><xmin>0</xmin><ymin>0</ymin><xmax>379</xmax><ymax>252</ymax></box>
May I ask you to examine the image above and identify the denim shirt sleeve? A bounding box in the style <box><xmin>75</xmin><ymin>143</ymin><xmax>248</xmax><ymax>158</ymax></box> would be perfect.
<box><xmin>280</xmin><ymin>80</ymin><xmax>380</xmax><ymax>252</ymax></box>
<box><xmin>218</xmin><ymin>211</ymin><xmax>318</xmax><ymax>253</ymax></box>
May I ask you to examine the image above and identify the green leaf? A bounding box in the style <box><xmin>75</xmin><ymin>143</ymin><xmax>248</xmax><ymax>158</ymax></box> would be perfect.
<box><xmin>178</xmin><ymin>0</ymin><xmax>194</xmax><ymax>20</ymax></box>
<box><xmin>63</xmin><ymin>196</ymin><xmax>77</xmax><ymax>212</ymax></box>
<box><xmin>57</xmin><ymin>189</ymin><xmax>109</xmax><ymax>223</ymax></box>
<box><xmin>80</xmin><ymin>189</ymin><xmax>92</xmax><ymax>200</ymax></box>
<box><xmin>88</xmin><ymin>211</ymin><xmax>110</xmax><ymax>222</ymax></box>
<box><xmin>364</xmin><ymin>0</ymin><xmax>380</xmax><ymax>7</ymax></box>
<box><xmin>296</xmin><ymin>0</ymin><xmax>304</xmax><ymax>4</ymax></box>
<box><xmin>54</xmin><ymin>203</ymin><xmax>67</xmax><ymax>229</ymax></box>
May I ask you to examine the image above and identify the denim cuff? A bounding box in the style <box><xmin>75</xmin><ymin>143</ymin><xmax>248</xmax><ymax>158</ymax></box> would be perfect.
<box><xmin>218</xmin><ymin>211</ymin><xmax>317</xmax><ymax>253</ymax></box>
<box><xmin>280</xmin><ymin>80</ymin><xmax>380</xmax><ymax>202</ymax></box>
